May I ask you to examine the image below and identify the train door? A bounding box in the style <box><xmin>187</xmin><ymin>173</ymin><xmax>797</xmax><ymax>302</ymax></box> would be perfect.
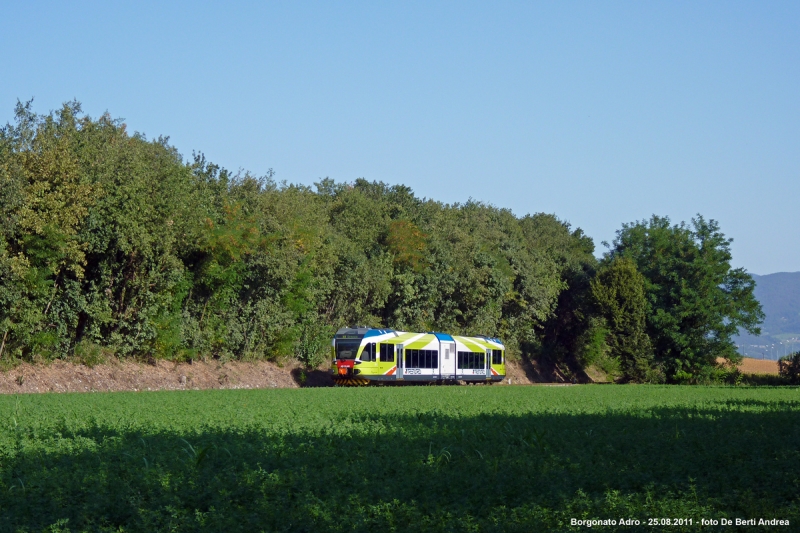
<box><xmin>441</xmin><ymin>342</ymin><xmax>455</xmax><ymax>379</ymax></box>
<box><xmin>485</xmin><ymin>348</ymin><xmax>492</xmax><ymax>379</ymax></box>
<box><xmin>396</xmin><ymin>344</ymin><xmax>404</xmax><ymax>381</ymax></box>
<box><xmin>361</xmin><ymin>342</ymin><xmax>378</xmax><ymax>371</ymax></box>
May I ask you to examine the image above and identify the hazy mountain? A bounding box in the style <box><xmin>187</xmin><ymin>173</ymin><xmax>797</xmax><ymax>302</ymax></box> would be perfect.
<box><xmin>734</xmin><ymin>271</ymin><xmax>800</xmax><ymax>359</ymax></box>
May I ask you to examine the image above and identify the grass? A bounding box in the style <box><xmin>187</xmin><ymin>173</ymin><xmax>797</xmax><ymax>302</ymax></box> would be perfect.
<box><xmin>1</xmin><ymin>385</ymin><xmax>799</xmax><ymax>532</ymax></box>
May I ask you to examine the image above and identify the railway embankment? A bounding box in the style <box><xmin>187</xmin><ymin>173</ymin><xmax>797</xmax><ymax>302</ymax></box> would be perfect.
<box><xmin>0</xmin><ymin>357</ymin><xmax>554</xmax><ymax>393</ymax></box>
<box><xmin>0</xmin><ymin>358</ymin><xmax>303</xmax><ymax>394</ymax></box>
<box><xmin>0</xmin><ymin>356</ymin><xmax>777</xmax><ymax>393</ymax></box>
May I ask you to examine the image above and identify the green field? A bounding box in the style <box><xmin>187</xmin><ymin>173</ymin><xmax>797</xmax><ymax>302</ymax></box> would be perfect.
<box><xmin>1</xmin><ymin>385</ymin><xmax>799</xmax><ymax>532</ymax></box>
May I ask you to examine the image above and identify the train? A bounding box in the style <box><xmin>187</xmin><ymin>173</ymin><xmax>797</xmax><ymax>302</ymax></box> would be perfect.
<box><xmin>332</xmin><ymin>326</ymin><xmax>506</xmax><ymax>385</ymax></box>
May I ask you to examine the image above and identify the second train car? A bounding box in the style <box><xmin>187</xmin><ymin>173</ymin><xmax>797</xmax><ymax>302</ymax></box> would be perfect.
<box><xmin>332</xmin><ymin>326</ymin><xmax>506</xmax><ymax>385</ymax></box>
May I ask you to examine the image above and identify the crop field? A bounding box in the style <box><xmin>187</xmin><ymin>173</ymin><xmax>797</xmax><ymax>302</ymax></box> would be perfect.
<box><xmin>1</xmin><ymin>386</ymin><xmax>799</xmax><ymax>532</ymax></box>
<box><xmin>737</xmin><ymin>358</ymin><xmax>780</xmax><ymax>375</ymax></box>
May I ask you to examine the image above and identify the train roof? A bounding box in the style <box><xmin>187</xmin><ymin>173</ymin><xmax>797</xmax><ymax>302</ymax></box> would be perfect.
<box><xmin>334</xmin><ymin>327</ymin><xmax>503</xmax><ymax>345</ymax></box>
<box><xmin>475</xmin><ymin>334</ymin><xmax>503</xmax><ymax>344</ymax></box>
<box><xmin>335</xmin><ymin>326</ymin><xmax>396</xmax><ymax>338</ymax></box>
<box><xmin>335</xmin><ymin>326</ymin><xmax>370</xmax><ymax>336</ymax></box>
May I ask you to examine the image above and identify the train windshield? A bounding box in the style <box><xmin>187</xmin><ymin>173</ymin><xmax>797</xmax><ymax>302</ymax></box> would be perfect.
<box><xmin>335</xmin><ymin>339</ymin><xmax>361</xmax><ymax>360</ymax></box>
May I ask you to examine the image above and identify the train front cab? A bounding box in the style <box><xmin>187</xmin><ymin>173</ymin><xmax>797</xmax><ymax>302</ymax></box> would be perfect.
<box><xmin>331</xmin><ymin>327</ymin><xmax>371</xmax><ymax>386</ymax></box>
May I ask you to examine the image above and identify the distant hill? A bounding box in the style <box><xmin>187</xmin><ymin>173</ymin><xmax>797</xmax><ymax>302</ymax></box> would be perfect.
<box><xmin>734</xmin><ymin>271</ymin><xmax>800</xmax><ymax>359</ymax></box>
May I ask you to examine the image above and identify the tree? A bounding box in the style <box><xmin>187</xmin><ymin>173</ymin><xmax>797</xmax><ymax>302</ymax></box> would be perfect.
<box><xmin>591</xmin><ymin>257</ymin><xmax>657</xmax><ymax>382</ymax></box>
<box><xmin>0</xmin><ymin>100</ymin><xmax>606</xmax><ymax>370</ymax></box>
<box><xmin>607</xmin><ymin>215</ymin><xmax>763</xmax><ymax>382</ymax></box>
<box><xmin>520</xmin><ymin>214</ymin><xmax>597</xmax><ymax>370</ymax></box>
<box><xmin>0</xmin><ymin>100</ymin><xmax>101</xmax><ymax>358</ymax></box>
<box><xmin>778</xmin><ymin>352</ymin><xmax>800</xmax><ymax>384</ymax></box>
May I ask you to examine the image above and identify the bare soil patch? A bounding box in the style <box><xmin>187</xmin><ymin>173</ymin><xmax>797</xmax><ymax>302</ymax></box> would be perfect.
<box><xmin>1</xmin><ymin>359</ymin><xmax>541</xmax><ymax>394</ymax></box>
<box><xmin>0</xmin><ymin>358</ymin><xmax>307</xmax><ymax>394</ymax></box>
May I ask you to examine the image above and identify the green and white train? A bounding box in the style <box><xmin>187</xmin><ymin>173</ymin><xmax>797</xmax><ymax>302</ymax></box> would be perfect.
<box><xmin>332</xmin><ymin>326</ymin><xmax>506</xmax><ymax>385</ymax></box>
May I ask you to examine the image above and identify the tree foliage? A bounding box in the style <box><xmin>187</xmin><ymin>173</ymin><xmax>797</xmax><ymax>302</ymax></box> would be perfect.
<box><xmin>0</xmin><ymin>102</ymin><xmax>763</xmax><ymax>379</ymax></box>
<box><xmin>521</xmin><ymin>214</ymin><xmax>597</xmax><ymax>372</ymax></box>
<box><xmin>778</xmin><ymin>352</ymin><xmax>800</xmax><ymax>384</ymax></box>
<box><xmin>591</xmin><ymin>257</ymin><xmax>657</xmax><ymax>382</ymax></box>
<box><xmin>0</xmin><ymin>102</ymin><xmax>574</xmax><ymax>366</ymax></box>
<box><xmin>607</xmin><ymin>215</ymin><xmax>763</xmax><ymax>382</ymax></box>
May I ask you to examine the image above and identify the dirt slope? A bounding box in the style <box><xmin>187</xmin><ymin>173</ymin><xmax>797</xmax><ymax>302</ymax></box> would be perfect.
<box><xmin>4</xmin><ymin>356</ymin><xmax>774</xmax><ymax>394</ymax></box>
<box><xmin>0</xmin><ymin>358</ymin><xmax>550</xmax><ymax>394</ymax></box>
<box><xmin>0</xmin><ymin>359</ymin><xmax>304</xmax><ymax>394</ymax></box>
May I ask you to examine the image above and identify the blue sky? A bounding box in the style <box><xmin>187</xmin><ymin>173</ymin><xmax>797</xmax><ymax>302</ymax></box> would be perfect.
<box><xmin>2</xmin><ymin>1</ymin><xmax>798</xmax><ymax>274</ymax></box>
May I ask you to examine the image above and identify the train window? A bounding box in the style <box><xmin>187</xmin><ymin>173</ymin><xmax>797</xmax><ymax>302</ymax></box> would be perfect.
<box><xmin>336</xmin><ymin>340</ymin><xmax>360</xmax><ymax>360</ymax></box>
<box><xmin>457</xmin><ymin>351</ymin><xmax>486</xmax><ymax>369</ymax></box>
<box><xmin>404</xmin><ymin>349</ymin><xmax>438</xmax><ymax>368</ymax></box>
<box><xmin>379</xmin><ymin>343</ymin><xmax>394</xmax><ymax>363</ymax></box>
<box><xmin>492</xmin><ymin>349</ymin><xmax>503</xmax><ymax>365</ymax></box>
<box><xmin>360</xmin><ymin>342</ymin><xmax>376</xmax><ymax>362</ymax></box>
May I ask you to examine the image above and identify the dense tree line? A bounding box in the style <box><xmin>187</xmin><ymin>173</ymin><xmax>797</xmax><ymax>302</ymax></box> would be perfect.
<box><xmin>0</xmin><ymin>102</ymin><xmax>763</xmax><ymax>382</ymax></box>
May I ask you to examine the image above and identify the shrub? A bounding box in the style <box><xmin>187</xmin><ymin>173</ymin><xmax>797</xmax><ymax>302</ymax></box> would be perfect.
<box><xmin>778</xmin><ymin>352</ymin><xmax>800</xmax><ymax>384</ymax></box>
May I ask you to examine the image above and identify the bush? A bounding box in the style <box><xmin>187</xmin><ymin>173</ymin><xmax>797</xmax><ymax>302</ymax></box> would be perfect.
<box><xmin>778</xmin><ymin>352</ymin><xmax>800</xmax><ymax>384</ymax></box>
<box><xmin>73</xmin><ymin>340</ymin><xmax>108</xmax><ymax>368</ymax></box>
